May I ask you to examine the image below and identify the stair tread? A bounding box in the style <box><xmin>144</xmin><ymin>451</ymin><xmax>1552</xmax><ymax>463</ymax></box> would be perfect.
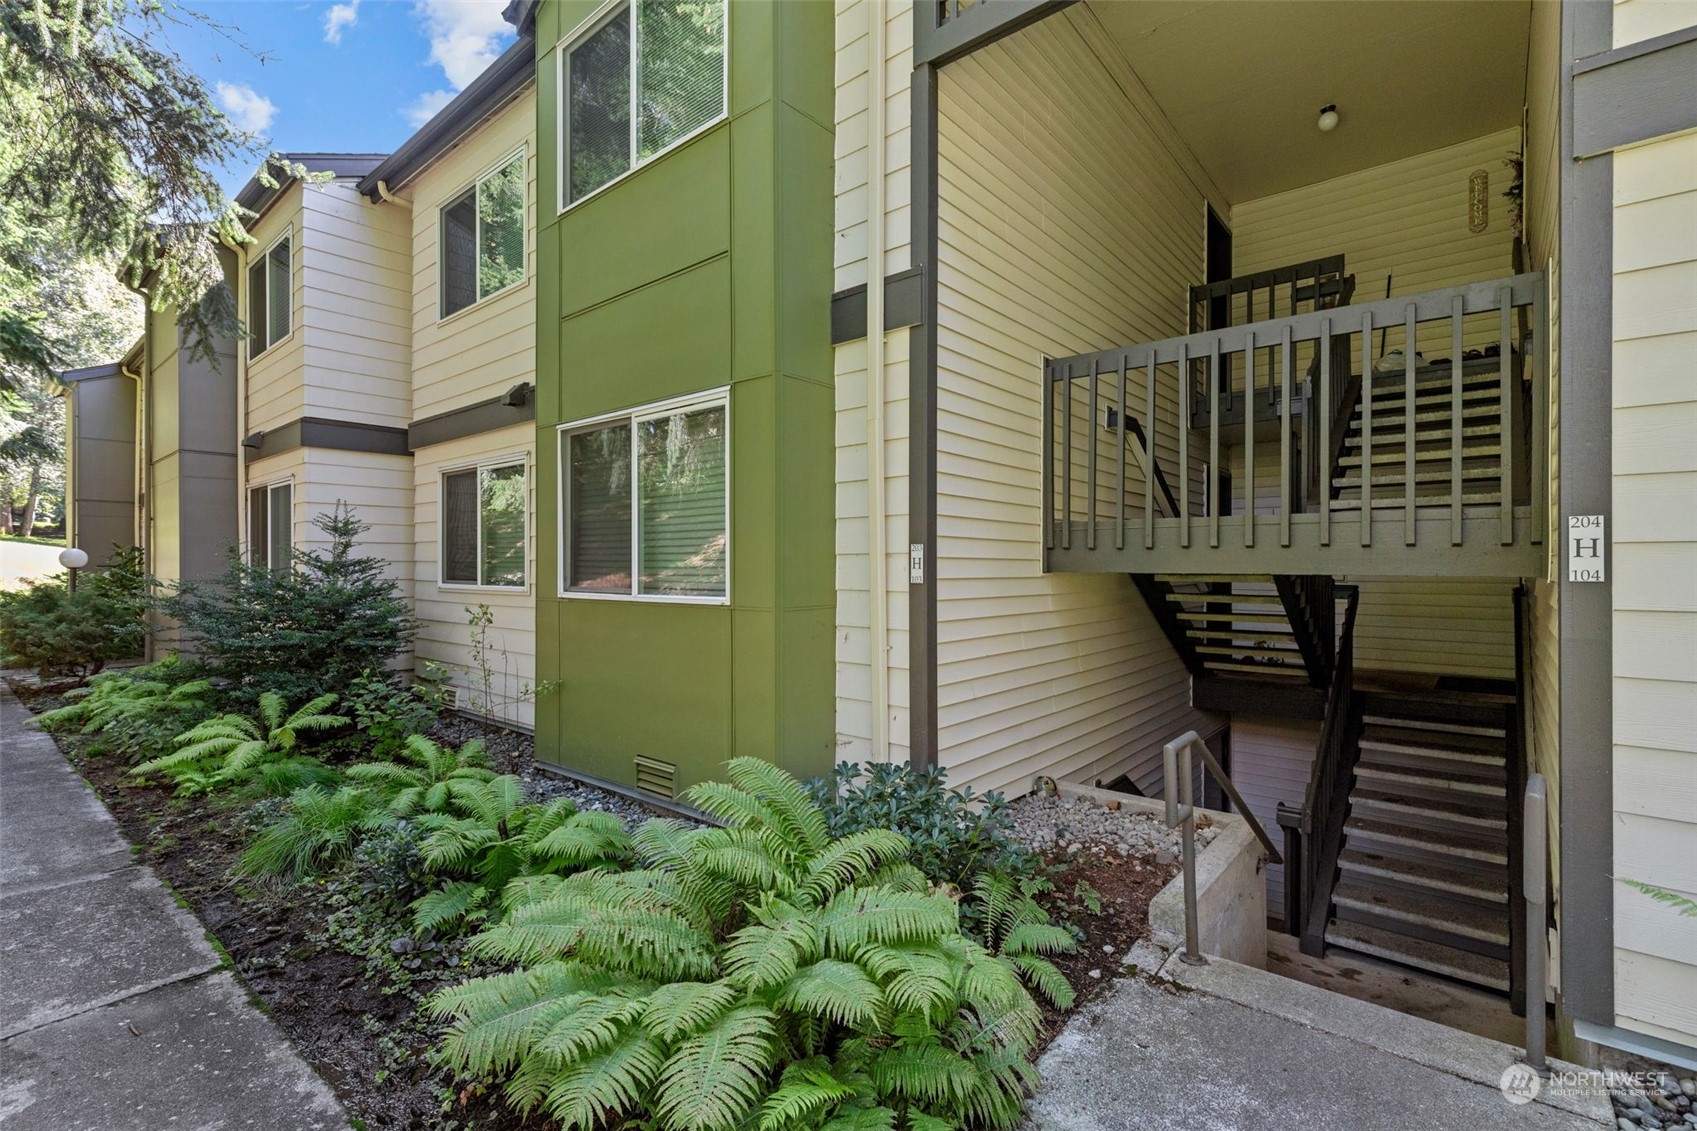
<box><xmin>1339</xmin><ymin>846</ymin><xmax>1508</xmax><ymax>903</ymax></box>
<box><xmin>1195</xmin><ymin>643</ymin><xmax>1303</xmax><ymax>658</ymax></box>
<box><xmin>1333</xmin><ymin>469</ymin><xmax>1504</xmax><ymax>486</ymax></box>
<box><xmin>1201</xmin><ymin>660</ymin><xmax>1309</xmax><ymax>677</ymax></box>
<box><xmin>1175</xmin><ymin>610</ymin><xmax>1290</xmax><ymax>623</ymax></box>
<box><xmin>1351</xmin><ymin>788</ymin><xmax>1507</xmax><ymax>828</ymax></box>
<box><xmin>1338</xmin><ymin>448</ymin><xmax>1501</xmax><ymax>467</ymax></box>
<box><xmin>1332</xmin><ymin>877</ymin><xmax>1510</xmax><ymax>945</ymax></box>
<box><xmin>1186</xmin><ymin>626</ymin><xmax>1297</xmax><ymax>639</ymax></box>
<box><xmin>1360</xmin><ymin>723</ymin><xmax>1507</xmax><ymax>755</ymax></box>
<box><xmin>1329</xmin><ymin>494</ymin><xmax>1503</xmax><ymax>510</ymax></box>
<box><xmin>1165</xmin><ymin>592</ymin><xmax>1284</xmax><ymax>603</ymax></box>
<box><xmin>1324</xmin><ymin>920</ymin><xmax>1510</xmax><ymax>993</ymax></box>
<box><xmin>1345</xmin><ymin>424</ymin><xmax>1502</xmax><ymax>447</ymax></box>
<box><xmin>1344</xmin><ymin>814</ymin><xmax>1509</xmax><ymax>863</ymax></box>
<box><xmin>1153</xmin><ymin>574</ymin><xmax>1273</xmax><ymax>583</ymax></box>
<box><xmin>1351</xmin><ymin>404</ymin><xmax>1501</xmax><ymax>428</ymax></box>
<box><xmin>1355</xmin><ymin>759</ymin><xmax>1506</xmax><ymax>795</ymax></box>
<box><xmin>1361</xmin><ymin>715</ymin><xmax>1506</xmax><ymax>739</ymax></box>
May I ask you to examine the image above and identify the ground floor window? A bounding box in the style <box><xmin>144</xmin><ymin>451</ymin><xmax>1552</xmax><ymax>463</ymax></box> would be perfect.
<box><xmin>247</xmin><ymin>481</ymin><xmax>292</xmax><ymax>571</ymax></box>
<box><xmin>442</xmin><ymin>460</ymin><xmax>527</xmax><ymax>588</ymax></box>
<box><xmin>560</xmin><ymin>391</ymin><xmax>727</xmax><ymax>601</ymax></box>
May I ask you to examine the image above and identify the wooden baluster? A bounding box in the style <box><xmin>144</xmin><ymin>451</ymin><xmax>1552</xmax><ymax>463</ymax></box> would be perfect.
<box><xmin>1245</xmin><ymin>331</ymin><xmax>1256</xmax><ymax>548</ymax></box>
<box><xmin>1319</xmin><ymin>320</ymin><xmax>1332</xmax><ymax>547</ymax></box>
<box><xmin>1280</xmin><ymin>326</ymin><xmax>1293</xmax><ymax>549</ymax></box>
<box><xmin>1043</xmin><ymin>363</ymin><xmax>1054</xmax><ymax>551</ymax></box>
<box><xmin>1532</xmin><ymin>277</ymin><xmax>1549</xmax><ymax>545</ymax></box>
<box><xmin>1451</xmin><ymin>295</ymin><xmax>1465</xmax><ymax>546</ymax></box>
<box><xmin>1404</xmin><ymin>305</ymin><xmax>1417</xmax><ymax>547</ymax></box>
<box><xmin>1209</xmin><ymin>339</ymin><xmax>1221</xmax><ymax>548</ymax></box>
<box><xmin>1360</xmin><ymin>311</ymin><xmax>1372</xmax><ymax>547</ymax></box>
<box><xmin>1088</xmin><ymin>357</ymin><xmax>1099</xmax><ymax>551</ymax></box>
<box><xmin>1179</xmin><ymin>345</ymin><xmax>1190</xmax><ymax>549</ymax></box>
<box><xmin>1145</xmin><ymin>355</ymin><xmax>1156</xmax><ymax>550</ymax></box>
<box><xmin>1062</xmin><ymin>362</ymin><xmax>1072</xmax><ymax>551</ymax></box>
<box><xmin>1116</xmin><ymin>355</ymin><xmax>1127</xmax><ymax>551</ymax></box>
<box><xmin>1500</xmin><ymin>286</ymin><xmax>1515</xmax><ymax>545</ymax></box>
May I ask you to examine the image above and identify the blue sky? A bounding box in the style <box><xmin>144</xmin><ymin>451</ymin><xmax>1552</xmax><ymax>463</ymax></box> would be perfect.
<box><xmin>163</xmin><ymin>0</ymin><xmax>517</xmax><ymax>194</ymax></box>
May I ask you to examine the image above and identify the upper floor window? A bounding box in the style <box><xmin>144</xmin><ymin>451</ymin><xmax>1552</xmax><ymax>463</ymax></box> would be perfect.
<box><xmin>247</xmin><ymin>232</ymin><xmax>291</xmax><ymax>358</ymax></box>
<box><xmin>442</xmin><ymin>460</ymin><xmax>528</xmax><ymax>588</ymax></box>
<box><xmin>441</xmin><ymin>151</ymin><xmax>526</xmax><ymax>318</ymax></box>
<box><xmin>559</xmin><ymin>0</ymin><xmax>728</xmax><ymax>208</ymax></box>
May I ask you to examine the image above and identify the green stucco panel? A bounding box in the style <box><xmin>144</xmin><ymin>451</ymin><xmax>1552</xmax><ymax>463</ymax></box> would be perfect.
<box><xmin>531</xmin><ymin>0</ymin><xmax>835</xmax><ymax>798</ymax></box>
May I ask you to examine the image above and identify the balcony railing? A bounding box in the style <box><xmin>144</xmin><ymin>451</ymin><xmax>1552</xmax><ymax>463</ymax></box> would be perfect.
<box><xmin>1042</xmin><ymin>272</ymin><xmax>1547</xmax><ymax>576</ymax></box>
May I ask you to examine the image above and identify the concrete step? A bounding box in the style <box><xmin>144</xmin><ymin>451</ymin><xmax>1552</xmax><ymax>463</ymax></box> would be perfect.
<box><xmin>1349</xmin><ymin>789</ymin><xmax>1507</xmax><ymax>833</ymax></box>
<box><xmin>1338</xmin><ymin>845</ymin><xmax>1508</xmax><ymax>906</ymax></box>
<box><xmin>1354</xmin><ymin>759</ymin><xmax>1506</xmax><ymax>799</ymax></box>
<box><xmin>1324</xmin><ymin>919</ymin><xmax>1510</xmax><ymax>994</ymax></box>
<box><xmin>1332</xmin><ymin>878</ymin><xmax>1510</xmax><ymax>948</ymax></box>
<box><xmin>1343</xmin><ymin>814</ymin><xmax>1509</xmax><ymax>867</ymax></box>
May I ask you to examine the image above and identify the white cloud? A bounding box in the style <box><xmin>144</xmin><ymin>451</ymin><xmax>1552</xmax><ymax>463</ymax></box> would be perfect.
<box><xmin>216</xmin><ymin>81</ymin><xmax>277</xmax><ymax>135</ymax></box>
<box><xmin>323</xmin><ymin>0</ymin><xmax>360</xmax><ymax>45</ymax></box>
<box><xmin>404</xmin><ymin>89</ymin><xmax>457</xmax><ymax>127</ymax></box>
<box><xmin>412</xmin><ymin>0</ymin><xmax>514</xmax><ymax>91</ymax></box>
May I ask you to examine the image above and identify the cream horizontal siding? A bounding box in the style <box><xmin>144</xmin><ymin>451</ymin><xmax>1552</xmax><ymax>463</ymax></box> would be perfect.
<box><xmin>244</xmin><ymin>187</ymin><xmax>308</xmax><ymax>437</ymax></box>
<box><xmin>413</xmin><ymin>425</ymin><xmax>536</xmax><ymax>729</ymax></box>
<box><xmin>1611</xmin><ymin>130</ymin><xmax>1697</xmax><ymax>1049</ymax></box>
<box><xmin>834</xmin><ymin>0</ymin><xmax>913</xmax><ymax>767</ymax></box>
<box><xmin>1613</xmin><ymin>0</ymin><xmax>1697</xmax><ymax>46</ymax></box>
<box><xmin>407</xmin><ymin>90</ymin><xmax>537</xmax><ymax>423</ymax></box>
<box><xmin>240</xmin><ymin>448</ymin><xmax>307</xmax><ymax>566</ymax></box>
<box><xmin>300</xmin><ymin>183</ymin><xmax>412</xmax><ymax>428</ymax></box>
<box><xmin>932</xmin><ymin>5</ymin><xmax>1225</xmax><ymax>798</ymax></box>
<box><xmin>245</xmin><ymin>447</ymin><xmax>414</xmax><ymax>593</ymax></box>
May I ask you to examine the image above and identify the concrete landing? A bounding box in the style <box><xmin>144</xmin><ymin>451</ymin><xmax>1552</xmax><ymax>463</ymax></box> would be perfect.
<box><xmin>1026</xmin><ymin>942</ymin><xmax>1614</xmax><ymax>1131</ymax></box>
<box><xmin>0</xmin><ymin>685</ymin><xmax>346</xmax><ymax>1129</ymax></box>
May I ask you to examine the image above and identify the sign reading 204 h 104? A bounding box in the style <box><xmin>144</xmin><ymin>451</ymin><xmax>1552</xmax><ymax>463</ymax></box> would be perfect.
<box><xmin>1568</xmin><ymin>515</ymin><xmax>1605</xmax><ymax>583</ymax></box>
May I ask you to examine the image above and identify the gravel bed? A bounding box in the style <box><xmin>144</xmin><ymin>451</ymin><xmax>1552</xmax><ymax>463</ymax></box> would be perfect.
<box><xmin>1007</xmin><ymin>790</ymin><xmax>1218</xmax><ymax>862</ymax></box>
<box><xmin>430</xmin><ymin>711</ymin><xmax>693</xmax><ymax>828</ymax></box>
<box><xmin>1612</xmin><ymin>1074</ymin><xmax>1697</xmax><ymax>1130</ymax></box>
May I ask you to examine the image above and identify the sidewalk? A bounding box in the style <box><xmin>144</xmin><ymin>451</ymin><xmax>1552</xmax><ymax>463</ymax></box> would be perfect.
<box><xmin>0</xmin><ymin>685</ymin><xmax>346</xmax><ymax>1130</ymax></box>
<box><xmin>1025</xmin><ymin>939</ymin><xmax>1615</xmax><ymax>1131</ymax></box>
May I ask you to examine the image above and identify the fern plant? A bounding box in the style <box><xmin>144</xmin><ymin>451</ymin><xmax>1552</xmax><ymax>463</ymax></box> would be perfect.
<box><xmin>430</xmin><ymin>757</ymin><xmax>1060</xmax><ymax>1131</ymax></box>
<box><xmin>237</xmin><ymin>785</ymin><xmax>391</xmax><ymax>879</ymax></box>
<box><xmin>131</xmin><ymin>690</ymin><xmax>348</xmax><ymax>795</ymax></box>
<box><xmin>38</xmin><ymin>668</ymin><xmax>214</xmax><ymax>737</ymax></box>
<box><xmin>970</xmin><ymin>872</ymin><xmax>1076</xmax><ymax>1010</ymax></box>
<box><xmin>411</xmin><ymin>775</ymin><xmax>632</xmax><ymax>934</ymax></box>
<box><xmin>344</xmin><ymin>734</ymin><xmax>496</xmax><ymax>816</ymax></box>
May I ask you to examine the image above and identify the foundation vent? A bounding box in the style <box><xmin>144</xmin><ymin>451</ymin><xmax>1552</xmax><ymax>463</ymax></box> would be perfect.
<box><xmin>634</xmin><ymin>755</ymin><xmax>677</xmax><ymax>800</ymax></box>
<box><xmin>438</xmin><ymin>687</ymin><xmax>459</xmax><ymax>709</ymax></box>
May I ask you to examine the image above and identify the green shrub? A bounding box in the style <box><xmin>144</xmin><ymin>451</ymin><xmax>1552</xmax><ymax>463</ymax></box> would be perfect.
<box><xmin>131</xmin><ymin>690</ymin><xmax>348</xmax><ymax>795</ymax></box>
<box><xmin>343</xmin><ymin>669</ymin><xmax>440</xmax><ymax>761</ymax></box>
<box><xmin>353</xmin><ymin>819</ymin><xmax>435</xmax><ymax>912</ymax></box>
<box><xmin>154</xmin><ymin>506</ymin><xmax>415</xmax><ymax>703</ymax></box>
<box><xmin>808</xmin><ymin>762</ymin><xmax>1041</xmax><ymax>933</ymax></box>
<box><xmin>0</xmin><ymin>546</ymin><xmax>146</xmax><ymax>677</ymax></box>
<box><xmin>430</xmin><ymin>758</ymin><xmax>1055</xmax><ymax>1131</ymax></box>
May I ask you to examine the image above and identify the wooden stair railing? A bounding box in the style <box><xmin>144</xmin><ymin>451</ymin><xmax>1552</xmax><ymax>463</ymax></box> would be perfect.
<box><xmin>1298</xmin><ymin>584</ymin><xmax>1361</xmax><ymax>957</ymax></box>
<box><xmin>1508</xmin><ymin>584</ymin><xmax>1532</xmax><ymax>1016</ymax></box>
<box><xmin>1274</xmin><ymin>575</ymin><xmax>1336</xmax><ymax>688</ymax></box>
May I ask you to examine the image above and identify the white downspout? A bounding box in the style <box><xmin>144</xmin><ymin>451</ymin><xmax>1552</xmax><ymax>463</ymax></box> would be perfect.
<box><xmin>865</xmin><ymin>0</ymin><xmax>890</xmax><ymax>762</ymax></box>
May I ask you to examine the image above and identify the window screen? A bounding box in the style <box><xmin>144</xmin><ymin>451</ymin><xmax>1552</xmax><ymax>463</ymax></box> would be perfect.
<box><xmin>637</xmin><ymin>404</ymin><xmax>725</xmax><ymax>597</ymax></box>
<box><xmin>567</xmin><ymin>424</ymin><xmax>633</xmax><ymax>591</ymax></box>
<box><xmin>266</xmin><ymin>240</ymin><xmax>290</xmax><ymax>343</ymax></box>
<box><xmin>563</xmin><ymin>1</ymin><xmax>725</xmax><ymax>205</ymax></box>
<box><xmin>441</xmin><ymin>191</ymin><xmax>478</xmax><ymax>317</ymax></box>
<box><xmin>247</xmin><ymin>259</ymin><xmax>268</xmax><ymax>358</ymax></box>
<box><xmin>442</xmin><ymin>469</ymin><xmax>479</xmax><ymax>584</ymax></box>
<box><xmin>248</xmin><ymin>487</ymin><xmax>269</xmax><ymax>566</ymax></box>
<box><xmin>477</xmin><ymin>157</ymin><xmax>525</xmax><ymax>299</ymax></box>
<box><xmin>480</xmin><ymin>464</ymin><xmax>527</xmax><ymax>587</ymax></box>
<box><xmin>266</xmin><ymin>483</ymin><xmax>292</xmax><ymax>571</ymax></box>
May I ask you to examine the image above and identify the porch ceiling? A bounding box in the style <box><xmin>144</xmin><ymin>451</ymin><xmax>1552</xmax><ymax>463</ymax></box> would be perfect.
<box><xmin>1087</xmin><ymin>0</ymin><xmax>1532</xmax><ymax>203</ymax></box>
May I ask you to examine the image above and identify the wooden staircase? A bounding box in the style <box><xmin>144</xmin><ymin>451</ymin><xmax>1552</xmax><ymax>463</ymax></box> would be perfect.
<box><xmin>1331</xmin><ymin>352</ymin><xmax>1517</xmax><ymax>512</ymax></box>
<box><xmin>1319</xmin><ymin>689</ymin><xmax>1517</xmax><ymax>994</ymax></box>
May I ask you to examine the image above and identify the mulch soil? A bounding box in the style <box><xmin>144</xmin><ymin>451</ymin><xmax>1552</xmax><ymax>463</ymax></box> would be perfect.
<box><xmin>8</xmin><ymin>675</ymin><xmax>1180</xmax><ymax>1127</ymax></box>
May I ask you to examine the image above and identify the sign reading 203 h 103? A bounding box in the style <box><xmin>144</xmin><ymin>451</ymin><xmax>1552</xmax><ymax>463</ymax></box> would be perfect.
<box><xmin>1567</xmin><ymin>515</ymin><xmax>1604</xmax><ymax>583</ymax></box>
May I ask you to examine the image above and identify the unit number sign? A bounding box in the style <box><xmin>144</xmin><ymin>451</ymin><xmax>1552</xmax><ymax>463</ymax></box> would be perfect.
<box><xmin>1568</xmin><ymin>515</ymin><xmax>1605</xmax><ymax>583</ymax></box>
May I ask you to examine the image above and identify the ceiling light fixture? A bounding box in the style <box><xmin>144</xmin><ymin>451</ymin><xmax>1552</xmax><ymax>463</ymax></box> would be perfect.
<box><xmin>1317</xmin><ymin>104</ymin><xmax>1340</xmax><ymax>132</ymax></box>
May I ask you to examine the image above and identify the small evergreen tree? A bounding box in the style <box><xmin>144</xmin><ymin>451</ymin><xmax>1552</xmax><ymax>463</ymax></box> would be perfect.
<box><xmin>157</xmin><ymin>504</ymin><xmax>415</xmax><ymax>702</ymax></box>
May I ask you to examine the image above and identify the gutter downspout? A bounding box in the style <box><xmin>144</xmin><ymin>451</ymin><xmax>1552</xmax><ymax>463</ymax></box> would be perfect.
<box><xmin>374</xmin><ymin>180</ymin><xmax>408</xmax><ymax>206</ymax></box>
<box><xmin>866</xmin><ymin>2</ymin><xmax>890</xmax><ymax>761</ymax></box>
<box><xmin>219</xmin><ymin>234</ymin><xmax>249</xmax><ymax>553</ymax></box>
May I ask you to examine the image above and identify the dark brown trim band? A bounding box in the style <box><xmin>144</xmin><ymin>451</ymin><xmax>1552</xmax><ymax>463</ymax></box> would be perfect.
<box><xmin>243</xmin><ymin>416</ymin><xmax>411</xmax><ymax>463</ymax></box>
<box><xmin>1573</xmin><ymin>24</ymin><xmax>1697</xmax><ymax>157</ymax></box>
<box><xmin>830</xmin><ymin>268</ymin><xmax>925</xmax><ymax>345</ymax></box>
<box><xmin>908</xmin><ymin>61</ymin><xmax>939</xmax><ymax>770</ymax></box>
<box><xmin>408</xmin><ymin>384</ymin><xmax>536</xmax><ymax>449</ymax></box>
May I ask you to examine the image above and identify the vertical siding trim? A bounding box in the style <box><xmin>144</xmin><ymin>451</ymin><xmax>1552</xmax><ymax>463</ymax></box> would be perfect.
<box><xmin>909</xmin><ymin>57</ymin><xmax>939</xmax><ymax>768</ymax></box>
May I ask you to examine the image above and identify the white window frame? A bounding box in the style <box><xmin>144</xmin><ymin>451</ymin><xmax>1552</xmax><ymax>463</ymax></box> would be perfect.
<box><xmin>438</xmin><ymin>454</ymin><xmax>531</xmax><ymax>591</ymax></box>
<box><xmin>248</xmin><ymin>228</ymin><xmax>293</xmax><ymax>358</ymax></box>
<box><xmin>555</xmin><ymin>0</ymin><xmax>731</xmax><ymax>215</ymax></box>
<box><xmin>437</xmin><ymin>147</ymin><xmax>529</xmax><ymax>322</ymax></box>
<box><xmin>556</xmin><ymin>387</ymin><xmax>731</xmax><ymax>604</ymax></box>
<box><xmin>247</xmin><ymin>477</ymin><xmax>294</xmax><ymax>572</ymax></box>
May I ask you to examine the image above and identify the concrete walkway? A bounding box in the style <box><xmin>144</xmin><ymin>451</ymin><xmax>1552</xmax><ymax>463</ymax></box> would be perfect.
<box><xmin>1026</xmin><ymin>939</ymin><xmax>1615</xmax><ymax>1131</ymax></box>
<box><xmin>0</xmin><ymin>686</ymin><xmax>346</xmax><ymax>1130</ymax></box>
